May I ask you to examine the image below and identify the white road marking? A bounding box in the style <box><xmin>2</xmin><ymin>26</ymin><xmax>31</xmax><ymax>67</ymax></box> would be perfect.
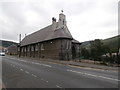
<box><xmin>20</xmin><ymin>69</ymin><xmax>23</xmax><ymax>71</ymax></box>
<box><xmin>25</xmin><ymin>71</ymin><xmax>29</xmax><ymax>74</ymax></box>
<box><xmin>20</xmin><ymin>60</ymin><xmax>27</xmax><ymax>62</ymax></box>
<box><xmin>68</xmin><ymin>65</ymin><xmax>117</xmax><ymax>72</ymax></box>
<box><xmin>46</xmin><ymin>81</ymin><xmax>48</xmax><ymax>83</ymax></box>
<box><xmin>67</xmin><ymin>69</ymin><xmax>119</xmax><ymax>81</ymax></box>
<box><xmin>32</xmin><ymin>62</ymin><xmax>52</xmax><ymax>67</ymax></box>
<box><xmin>56</xmin><ymin>85</ymin><xmax>62</xmax><ymax>88</ymax></box>
<box><xmin>32</xmin><ymin>74</ymin><xmax>37</xmax><ymax>77</ymax></box>
<box><xmin>41</xmin><ymin>78</ymin><xmax>48</xmax><ymax>83</ymax></box>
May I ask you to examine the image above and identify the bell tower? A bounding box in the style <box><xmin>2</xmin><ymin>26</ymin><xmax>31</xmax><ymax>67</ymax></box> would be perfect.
<box><xmin>58</xmin><ymin>10</ymin><xmax>66</xmax><ymax>28</ymax></box>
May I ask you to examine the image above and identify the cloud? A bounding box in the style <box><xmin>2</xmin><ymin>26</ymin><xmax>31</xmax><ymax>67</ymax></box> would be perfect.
<box><xmin>0</xmin><ymin>0</ymin><xmax>118</xmax><ymax>43</ymax></box>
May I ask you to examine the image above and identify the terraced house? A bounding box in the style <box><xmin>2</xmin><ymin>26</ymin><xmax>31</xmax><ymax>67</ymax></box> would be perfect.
<box><xmin>18</xmin><ymin>12</ymin><xmax>81</xmax><ymax>60</ymax></box>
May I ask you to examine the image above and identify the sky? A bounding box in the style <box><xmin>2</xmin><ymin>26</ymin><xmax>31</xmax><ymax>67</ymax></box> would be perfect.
<box><xmin>0</xmin><ymin>0</ymin><xmax>119</xmax><ymax>43</ymax></box>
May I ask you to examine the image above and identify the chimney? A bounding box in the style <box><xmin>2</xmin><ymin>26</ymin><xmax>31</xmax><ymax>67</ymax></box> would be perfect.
<box><xmin>52</xmin><ymin>17</ymin><xmax>57</xmax><ymax>31</ymax></box>
<box><xmin>52</xmin><ymin>17</ymin><xmax>56</xmax><ymax>24</ymax></box>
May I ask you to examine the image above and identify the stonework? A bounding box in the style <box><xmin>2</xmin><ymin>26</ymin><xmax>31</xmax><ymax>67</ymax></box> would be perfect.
<box><xmin>18</xmin><ymin>13</ymin><xmax>81</xmax><ymax>60</ymax></box>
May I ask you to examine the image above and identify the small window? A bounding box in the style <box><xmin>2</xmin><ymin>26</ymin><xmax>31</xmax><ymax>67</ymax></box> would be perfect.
<box><xmin>21</xmin><ymin>48</ymin><xmax>23</xmax><ymax>52</ymax></box>
<box><xmin>35</xmin><ymin>44</ymin><xmax>38</xmax><ymax>51</ymax></box>
<box><xmin>31</xmin><ymin>46</ymin><xmax>34</xmax><ymax>51</ymax></box>
<box><xmin>24</xmin><ymin>47</ymin><xmax>26</xmax><ymax>52</ymax></box>
<box><xmin>63</xmin><ymin>20</ymin><xmax>64</xmax><ymax>25</ymax></box>
<box><xmin>41</xmin><ymin>44</ymin><xmax>44</xmax><ymax>50</ymax></box>
<box><xmin>66</xmin><ymin>41</ymin><xmax>69</xmax><ymax>49</ymax></box>
<box><xmin>27</xmin><ymin>46</ymin><xmax>29</xmax><ymax>51</ymax></box>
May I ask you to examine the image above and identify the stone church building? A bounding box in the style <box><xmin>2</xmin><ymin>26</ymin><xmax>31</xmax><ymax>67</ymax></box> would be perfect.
<box><xmin>18</xmin><ymin>12</ymin><xmax>81</xmax><ymax>60</ymax></box>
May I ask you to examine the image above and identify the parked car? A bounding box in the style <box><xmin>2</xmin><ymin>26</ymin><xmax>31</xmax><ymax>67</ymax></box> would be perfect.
<box><xmin>0</xmin><ymin>52</ymin><xmax>5</xmax><ymax>56</ymax></box>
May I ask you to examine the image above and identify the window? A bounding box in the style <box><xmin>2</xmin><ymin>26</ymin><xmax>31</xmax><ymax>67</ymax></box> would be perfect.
<box><xmin>66</xmin><ymin>41</ymin><xmax>69</xmax><ymax>49</ymax></box>
<box><xmin>63</xmin><ymin>20</ymin><xmax>64</xmax><ymax>25</ymax></box>
<box><xmin>21</xmin><ymin>48</ymin><xmax>23</xmax><ymax>52</ymax></box>
<box><xmin>31</xmin><ymin>46</ymin><xmax>34</xmax><ymax>51</ymax></box>
<box><xmin>24</xmin><ymin>47</ymin><xmax>26</xmax><ymax>52</ymax></box>
<box><xmin>27</xmin><ymin>46</ymin><xmax>29</xmax><ymax>51</ymax></box>
<box><xmin>41</xmin><ymin>44</ymin><xmax>44</xmax><ymax>50</ymax></box>
<box><xmin>35</xmin><ymin>44</ymin><xmax>38</xmax><ymax>51</ymax></box>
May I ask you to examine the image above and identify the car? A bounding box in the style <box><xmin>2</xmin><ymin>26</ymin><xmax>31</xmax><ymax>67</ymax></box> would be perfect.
<box><xmin>0</xmin><ymin>52</ymin><xmax>5</xmax><ymax>56</ymax></box>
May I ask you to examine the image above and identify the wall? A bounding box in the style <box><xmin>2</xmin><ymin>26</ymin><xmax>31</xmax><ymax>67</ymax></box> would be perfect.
<box><xmin>19</xmin><ymin>38</ymin><xmax>72</xmax><ymax>60</ymax></box>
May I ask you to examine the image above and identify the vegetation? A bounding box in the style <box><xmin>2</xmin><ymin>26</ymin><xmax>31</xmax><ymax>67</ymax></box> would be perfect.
<box><xmin>81</xmin><ymin>35</ymin><xmax>120</xmax><ymax>66</ymax></box>
<box><xmin>0</xmin><ymin>40</ymin><xmax>18</xmax><ymax>47</ymax></box>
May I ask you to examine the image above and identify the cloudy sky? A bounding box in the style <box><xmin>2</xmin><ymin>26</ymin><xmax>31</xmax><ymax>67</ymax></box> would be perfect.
<box><xmin>0</xmin><ymin>0</ymin><xmax>119</xmax><ymax>43</ymax></box>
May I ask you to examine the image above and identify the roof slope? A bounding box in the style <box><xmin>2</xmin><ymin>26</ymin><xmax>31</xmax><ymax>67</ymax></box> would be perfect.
<box><xmin>21</xmin><ymin>25</ymin><xmax>73</xmax><ymax>46</ymax></box>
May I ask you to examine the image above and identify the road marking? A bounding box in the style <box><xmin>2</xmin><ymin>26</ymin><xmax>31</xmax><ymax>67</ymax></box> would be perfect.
<box><xmin>56</xmin><ymin>85</ymin><xmax>62</xmax><ymax>88</ymax></box>
<box><xmin>32</xmin><ymin>74</ymin><xmax>37</xmax><ymax>77</ymax></box>
<box><xmin>46</xmin><ymin>81</ymin><xmax>48</xmax><ymax>83</ymax></box>
<box><xmin>20</xmin><ymin>69</ymin><xmax>23</xmax><ymax>71</ymax></box>
<box><xmin>20</xmin><ymin>60</ymin><xmax>27</xmax><ymax>62</ymax></box>
<box><xmin>41</xmin><ymin>78</ymin><xmax>48</xmax><ymax>83</ymax></box>
<box><xmin>68</xmin><ymin>65</ymin><xmax>118</xmax><ymax>72</ymax></box>
<box><xmin>25</xmin><ymin>71</ymin><xmax>29</xmax><ymax>74</ymax></box>
<box><xmin>32</xmin><ymin>62</ymin><xmax>52</xmax><ymax>67</ymax></box>
<box><xmin>67</xmin><ymin>69</ymin><xmax>119</xmax><ymax>81</ymax></box>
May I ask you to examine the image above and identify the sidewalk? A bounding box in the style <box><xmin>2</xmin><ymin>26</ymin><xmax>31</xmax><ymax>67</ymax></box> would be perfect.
<box><xmin>6</xmin><ymin>55</ymin><xmax>119</xmax><ymax>71</ymax></box>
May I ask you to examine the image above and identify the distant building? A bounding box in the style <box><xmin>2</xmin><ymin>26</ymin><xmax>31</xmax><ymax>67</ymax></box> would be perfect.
<box><xmin>18</xmin><ymin>12</ymin><xmax>81</xmax><ymax>60</ymax></box>
<box><xmin>0</xmin><ymin>46</ymin><xmax>7</xmax><ymax>52</ymax></box>
<box><xmin>7</xmin><ymin>44</ymin><xmax>17</xmax><ymax>55</ymax></box>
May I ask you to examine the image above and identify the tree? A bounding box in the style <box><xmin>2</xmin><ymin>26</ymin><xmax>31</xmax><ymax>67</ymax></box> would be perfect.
<box><xmin>81</xmin><ymin>48</ymin><xmax>90</xmax><ymax>59</ymax></box>
<box><xmin>90</xmin><ymin>39</ymin><xmax>110</xmax><ymax>61</ymax></box>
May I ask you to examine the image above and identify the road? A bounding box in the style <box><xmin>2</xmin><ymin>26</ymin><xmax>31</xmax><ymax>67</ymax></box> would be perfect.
<box><xmin>2</xmin><ymin>56</ymin><xmax>119</xmax><ymax>88</ymax></box>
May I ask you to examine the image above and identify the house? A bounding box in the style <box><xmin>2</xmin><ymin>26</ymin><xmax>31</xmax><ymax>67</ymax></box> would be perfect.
<box><xmin>0</xmin><ymin>46</ymin><xmax>7</xmax><ymax>52</ymax></box>
<box><xmin>7</xmin><ymin>44</ymin><xmax>17</xmax><ymax>55</ymax></box>
<box><xmin>18</xmin><ymin>12</ymin><xmax>81</xmax><ymax>60</ymax></box>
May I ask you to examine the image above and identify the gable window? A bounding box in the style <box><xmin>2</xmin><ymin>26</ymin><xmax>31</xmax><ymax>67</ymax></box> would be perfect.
<box><xmin>63</xmin><ymin>20</ymin><xmax>64</xmax><ymax>25</ymax></box>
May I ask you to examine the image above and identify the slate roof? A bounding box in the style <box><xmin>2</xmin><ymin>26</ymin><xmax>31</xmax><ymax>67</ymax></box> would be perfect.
<box><xmin>21</xmin><ymin>25</ymin><xmax>73</xmax><ymax>46</ymax></box>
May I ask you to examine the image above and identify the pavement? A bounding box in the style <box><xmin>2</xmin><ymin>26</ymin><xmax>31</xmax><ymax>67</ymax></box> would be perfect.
<box><xmin>2</xmin><ymin>55</ymin><xmax>119</xmax><ymax>88</ymax></box>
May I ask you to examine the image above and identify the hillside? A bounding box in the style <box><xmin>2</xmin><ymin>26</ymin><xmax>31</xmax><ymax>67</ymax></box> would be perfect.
<box><xmin>81</xmin><ymin>35</ymin><xmax>119</xmax><ymax>52</ymax></box>
<box><xmin>0</xmin><ymin>40</ymin><xmax>18</xmax><ymax>48</ymax></box>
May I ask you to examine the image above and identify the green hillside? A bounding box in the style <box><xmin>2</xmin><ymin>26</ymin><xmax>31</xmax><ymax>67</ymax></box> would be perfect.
<box><xmin>81</xmin><ymin>35</ymin><xmax>119</xmax><ymax>53</ymax></box>
<box><xmin>102</xmin><ymin>35</ymin><xmax>119</xmax><ymax>52</ymax></box>
<box><xmin>0</xmin><ymin>40</ymin><xmax>18</xmax><ymax>47</ymax></box>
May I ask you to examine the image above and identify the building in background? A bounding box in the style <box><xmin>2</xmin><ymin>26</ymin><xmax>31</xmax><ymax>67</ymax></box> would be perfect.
<box><xmin>7</xmin><ymin>44</ymin><xmax>17</xmax><ymax>55</ymax></box>
<box><xmin>18</xmin><ymin>12</ymin><xmax>81</xmax><ymax>60</ymax></box>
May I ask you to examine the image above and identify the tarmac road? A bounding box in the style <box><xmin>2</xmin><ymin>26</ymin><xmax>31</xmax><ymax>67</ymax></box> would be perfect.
<box><xmin>2</xmin><ymin>56</ymin><xmax>119</xmax><ymax>88</ymax></box>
